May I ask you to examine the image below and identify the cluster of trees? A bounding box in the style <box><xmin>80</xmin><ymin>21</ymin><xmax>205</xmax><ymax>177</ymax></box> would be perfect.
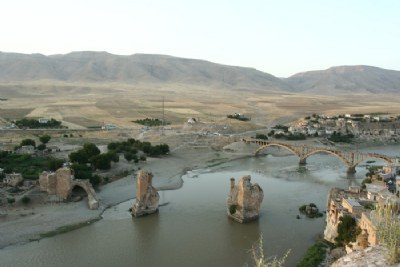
<box><xmin>14</xmin><ymin>118</ymin><xmax>62</xmax><ymax>129</ymax></box>
<box><xmin>133</xmin><ymin>118</ymin><xmax>166</xmax><ymax>126</ymax></box>
<box><xmin>69</xmin><ymin>143</ymin><xmax>119</xmax><ymax>170</ymax></box>
<box><xmin>0</xmin><ymin>151</ymin><xmax>63</xmax><ymax>180</ymax></box>
<box><xmin>272</xmin><ymin>124</ymin><xmax>289</xmax><ymax>132</ymax></box>
<box><xmin>273</xmin><ymin>132</ymin><xmax>306</xmax><ymax>140</ymax></box>
<box><xmin>68</xmin><ymin>143</ymin><xmax>118</xmax><ymax>186</ymax></box>
<box><xmin>328</xmin><ymin>132</ymin><xmax>354</xmax><ymax>143</ymax></box>
<box><xmin>255</xmin><ymin>133</ymin><xmax>268</xmax><ymax>140</ymax></box>
<box><xmin>108</xmin><ymin>138</ymin><xmax>169</xmax><ymax>160</ymax></box>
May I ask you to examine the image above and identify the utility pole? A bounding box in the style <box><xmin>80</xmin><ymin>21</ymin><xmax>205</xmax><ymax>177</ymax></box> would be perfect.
<box><xmin>160</xmin><ymin>96</ymin><xmax>165</xmax><ymax>140</ymax></box>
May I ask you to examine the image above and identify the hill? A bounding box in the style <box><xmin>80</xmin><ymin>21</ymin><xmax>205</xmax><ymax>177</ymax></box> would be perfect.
<box><xmin>286</xmin><ymin>65</ymin><xmax>400</xmax><ymax>94</ymax></box>
<box><xmin>0</xmin><ymin>51</ymin><xmax>291</xmax><ymax>92</ymax></box>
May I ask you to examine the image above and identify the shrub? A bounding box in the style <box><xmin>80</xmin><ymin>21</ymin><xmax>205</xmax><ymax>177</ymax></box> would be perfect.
<box><xmin>90</xmin><ymin>175</ymin><xmax>101</xmax><ymax>187</ymax></box>
<box><xmin>7</xmin><ymin>197</ymin><xmax>15</xmax><ymax>204</ymax></box>
<box><xmin>229</xmin><ymin>204</ymin><xmax>237</xmax><ymax>215</ymax></box>
<box><xmin>37</xmin><ymin>144</ymin><xmax>46</xmax><ymax>151</ymax></box>
<box><xmin>21</xmin><ymin>196</ymin><xmax>31</xmax><ymax>205</ymax></box>
<box><xmin>296</xmin><ymin>241</ymin><xmax>328</xmax><ymax>267</ymax></box>
<box><xmin>374</xmin><ymin>202</ymin><xmax>400</xmax><ymax>264</ymax></box>
<box><xmin>249</xmin><ymin>233</ymin><xmax>290</xmax><ymax>267</ymax></box>
<box><xmin>39</xmin><ymin>135</ymin><xmax>51</xmax><ymax>144</ymax></box>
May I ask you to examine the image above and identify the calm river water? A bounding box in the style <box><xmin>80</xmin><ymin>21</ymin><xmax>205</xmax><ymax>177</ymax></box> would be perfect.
<box><xmin>1</xmin><ymin>145</ymin><xmax>399</xmax><ymax>267</ymax></box>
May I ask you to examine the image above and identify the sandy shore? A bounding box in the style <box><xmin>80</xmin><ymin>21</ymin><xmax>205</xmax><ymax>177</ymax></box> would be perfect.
<box><xmin>0</xmin><ymin>142</ymin><xmax>253</xmax><ymax>249</ymax></box>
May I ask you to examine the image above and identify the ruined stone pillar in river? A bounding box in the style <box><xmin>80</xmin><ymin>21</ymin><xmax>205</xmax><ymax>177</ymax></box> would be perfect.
<box><xmin>131</xmin><ymin>170</ymin><xmax>160</xmax><ymax>217</ymax></box>
<box><xmin>226</xmin><ymin>175</ymin><xmax>263</xmax><ymax>223</ymax></box>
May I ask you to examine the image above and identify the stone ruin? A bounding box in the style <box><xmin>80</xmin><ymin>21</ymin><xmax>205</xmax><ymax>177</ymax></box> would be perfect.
<box><xmin>39</xmin><ymin>167</ymin><xmax>99</xmax><ymax>209</ymax></box>
<box><xmin>227</xmin><ymin>175</ymin><xmax>263</xmax><ymax>223</ymax></box>
<box><xmin>131</xmin><ymin>170</ymin><xmax>160</xmax><ymax>217</ymax></box>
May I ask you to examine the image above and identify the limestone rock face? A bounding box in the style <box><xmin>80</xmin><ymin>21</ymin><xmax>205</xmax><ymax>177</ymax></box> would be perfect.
<box><xmin>131</xmin><ymin>170</ymin><xmax>160</xmax><ymax>217</ymax></box>
<box><xmin>227</xmin><ymin>175</ymin><xmax>263</xmax><ymax>223</ymax></box>
<box><xmin>331</xmin><ymin>245</ymin><xmax>393</xmax><ymax>267</ymax></box>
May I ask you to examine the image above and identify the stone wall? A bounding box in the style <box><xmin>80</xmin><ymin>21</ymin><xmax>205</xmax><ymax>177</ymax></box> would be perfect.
<box><xmin>38</xmin><ymin>167</ymin><xmax>99</xmax><ymax>209</ymax></box>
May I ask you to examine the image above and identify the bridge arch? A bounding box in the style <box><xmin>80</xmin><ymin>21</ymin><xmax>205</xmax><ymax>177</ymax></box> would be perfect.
<box><xmin>303</xmin><ymin>149</ymin><xmax>353</xmax><ymax>167</ymax></box>
<box><xmin>255</xmin><ymin>143</ymin><xmax>301</xmax><ymax>158</ymax></box>
<box><xmin>67</xmin><ymin>180</ymin><xmax>99</xmax><ymax>209</ymax></box>
<box><xmin>353</xmin><ymin>154</ymin><xmax>393</xmax><ymax>167</ymax></box>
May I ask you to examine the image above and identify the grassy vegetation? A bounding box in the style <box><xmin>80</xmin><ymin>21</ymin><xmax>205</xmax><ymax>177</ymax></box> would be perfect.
<box><xmin>296</xmin><ymin>241</ymin><xmax>330</xmax><ymax>267</ymax></box>
<box><xmin>40</xmin><ymin>218</ymin><xmax>101</xmax><ymax>238</ymax></box>
<box><xmin>0</xmin><ymin>151</ymin><xmax>63</xmax><ymax>180</ymax></box>
<box><xmin>375</xmin><ymin>202</ymin><xmax>400</xmax><ymax>264</ymax></box>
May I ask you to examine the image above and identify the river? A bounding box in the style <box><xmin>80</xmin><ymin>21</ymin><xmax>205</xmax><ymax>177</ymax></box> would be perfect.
<box><xmin>1</xmin><ymin>145</ymin><xmax>398</xmax><ymax>267</ymax></box>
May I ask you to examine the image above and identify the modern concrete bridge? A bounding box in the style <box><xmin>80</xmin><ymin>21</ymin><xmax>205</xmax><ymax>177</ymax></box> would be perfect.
<box><xmin>242</xmin><ymin>139</ymin><xmax>396</xmax><ymax>174</ymax></box>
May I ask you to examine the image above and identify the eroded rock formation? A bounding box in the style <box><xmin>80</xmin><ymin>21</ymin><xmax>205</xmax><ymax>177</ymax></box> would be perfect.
<box><xmin>131</xmin><ymin>170</ymin><xmax>159</xmax><ymax>217</ymax></box>
<box><xmin>39</xmin><ymin>167</ymin><xmax>99</xmax><ymax>209</ymax></box>
<box><xmin>227</xmin><ymin>175</ymin><xmax>263</xmax><ymax>223</ymax></box>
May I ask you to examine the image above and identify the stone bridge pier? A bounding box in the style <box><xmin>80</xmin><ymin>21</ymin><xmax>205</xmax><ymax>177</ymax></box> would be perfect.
<box><xmin>347</xmin><ymin>166</ymin><xmax>357</xmax><ymax>174</ymax></box>
<box><xmin>299</xmin><ymin>157</ymin><xmax>307</xmax><ymax>165</ymax></box>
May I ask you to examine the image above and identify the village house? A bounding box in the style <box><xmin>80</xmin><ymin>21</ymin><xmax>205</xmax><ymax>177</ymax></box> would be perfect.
<box><xmin>325</xmin><ymin>184</ymin><xmax>398</xmax><ymax>252</ymax></box>
<box><xmin>38</xmin><ymin>118</ymin><xmax>49</xmax><ymax>124</ymax></box>
<box><xmin>3</xmin><ymin>173</ymin><xmax>23</xmax><ymax>187</ymax></box>
<box><xmin>17</xmin><ymin>145</ymin><xmax>35</xmax><ymax>155</ymax></box>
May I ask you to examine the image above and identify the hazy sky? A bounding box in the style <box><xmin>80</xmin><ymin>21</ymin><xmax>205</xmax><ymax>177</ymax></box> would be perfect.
<box><xmin>1</xmin><ymin>0</ymin><xmax>399</xmax><ymax>77</ymax></box>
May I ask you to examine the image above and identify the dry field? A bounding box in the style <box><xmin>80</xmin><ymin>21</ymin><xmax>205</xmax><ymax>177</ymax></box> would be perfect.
<box><xmin>1</xmin><ymin>81</ymin><xmax>400</xmax><ymax>131</ymax></box>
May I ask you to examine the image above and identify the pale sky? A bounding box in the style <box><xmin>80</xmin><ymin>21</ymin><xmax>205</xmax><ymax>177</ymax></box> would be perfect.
<box><xmin>1</xmin><ymin>0</ymin><xmax>399</xmax><ymax>77</ymax></box>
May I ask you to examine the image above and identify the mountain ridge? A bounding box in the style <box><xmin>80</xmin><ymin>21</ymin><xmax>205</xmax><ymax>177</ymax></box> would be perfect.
<box><xmin>0</xmin><ymin>51</ymin><xmax>399</xmax><ymax>94</ymax></box>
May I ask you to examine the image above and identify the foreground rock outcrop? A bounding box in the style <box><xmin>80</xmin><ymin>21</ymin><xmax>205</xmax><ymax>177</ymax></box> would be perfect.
<box><xmin>131</xmin><ymin>170</ymin><xmax>160</xmax><ymax>217</ymax></box>
<box><xmin>227</xmin><ymin>175</ymin><xmax>263</xmax><ymax>223</ymax></box>
<box><xmin>331</xmin><ymin>245</ymin><xmax>393</xmax><ymax>267</ymax></box>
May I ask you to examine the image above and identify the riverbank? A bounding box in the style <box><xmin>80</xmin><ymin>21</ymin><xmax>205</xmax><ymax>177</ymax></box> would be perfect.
<box><xmin>1</xmin><ymin>138</ymin><xmax>397</xmax><ymax>250</ymax></box>
<box><xmin>0</xmin><ymin>142</ymin><xmax>252</xmax><ymax>249</ymax></box>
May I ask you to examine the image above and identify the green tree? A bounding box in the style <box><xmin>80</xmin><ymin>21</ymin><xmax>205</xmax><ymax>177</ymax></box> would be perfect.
<box><xmin>124</xmin><ymin>152</ymin><xmax>134</xmax><ymax>162</ymax></box>
<box><xmin>335</xmin><ymin>215</ymin><xmax>361</xmax><ymax>246</ymax></box>
<box><xmin>69</xmin><ymin>150</ymin><xmax>90</xmax><ymax>164</ymax></box>
<box><xmin>20</xmin><ymin>139</ymin><xmax>36</xmax><ymax>147</ymax></box>
<box><xmin>39</xmin><ymin>134</ymin><xmax>51</xmax><ymax>144</ymax></box>
<box><xmin>71</xmin><ymin>163</ymin><xmax>92</xmax><ymax>180</ymax></box>
<box><xmin>90</xmin><ymin>154</ymin><xmax>111</xmax><ymax>170</ymax></box>
<box><xmin>47</xmin><ymin>158</ymin><xmax>63</xmax><ymax>171</ymax></box>
<box><xmin>21</xmin><ymin>196</ymin><xmax>31</xmax><ymax>205</ymax></box>
<box><xmin>90</xmin><ymin>175</ymin><xmax>101</xmax><ymax>187</ymax></box>
<box><xmin>83</xmin><ymin>143</ymin><xmax>100</xmax><ymax>157</ymax></box>
<box><xmin>255</xmin><ymin>134</ymin><xmax>268</xmax><ymax>140</ymax></box>
<box><xmin>107</xmin><ymin>152</ymin><xmax>119</xmax><ymax>163</ymax></box>
<box><xmin>37</xmin><ymin>144</ymin><xmax>46</xmax><ymax>151</ymax></box>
